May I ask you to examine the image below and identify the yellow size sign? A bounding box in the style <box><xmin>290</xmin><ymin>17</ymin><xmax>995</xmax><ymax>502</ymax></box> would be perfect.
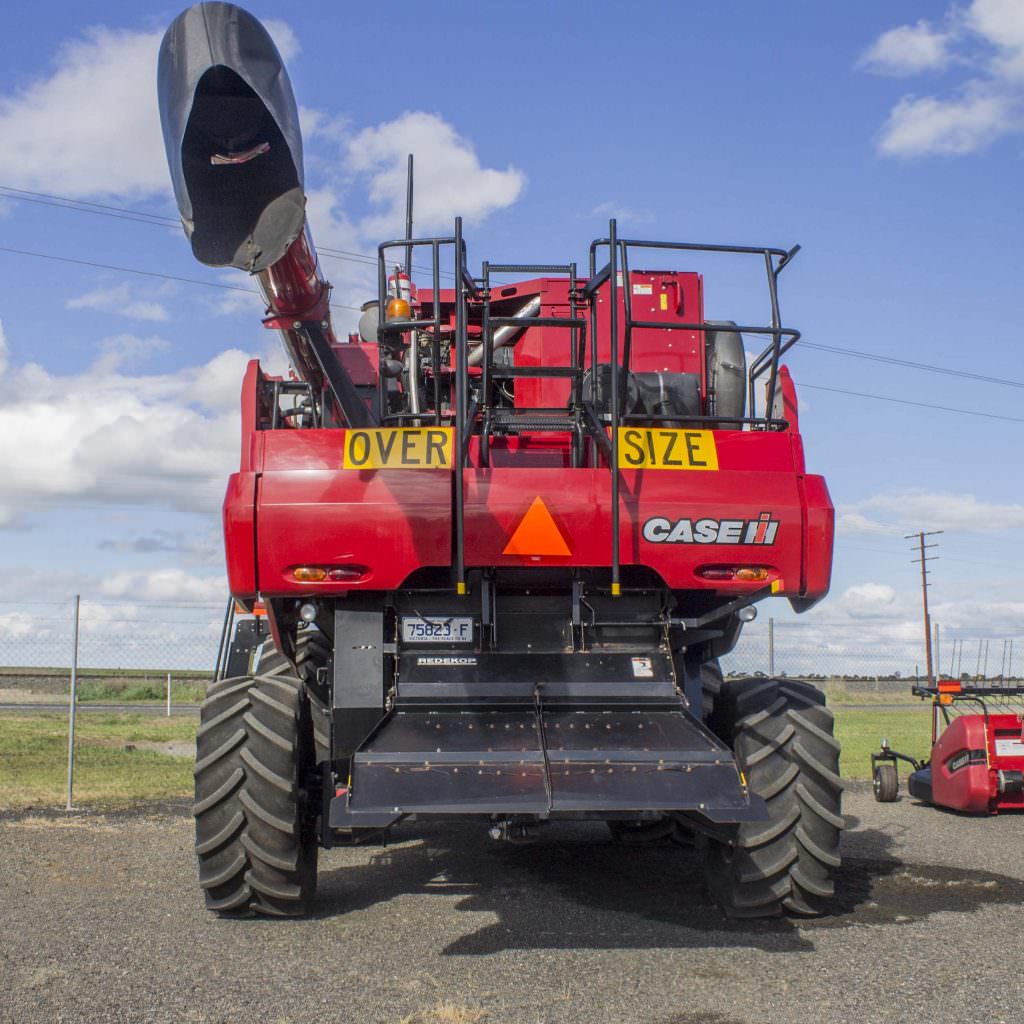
<box><xmin>617</xmin><ymin>428</ymin><xmax>719</xmax><ymax>470</ymax></box>
<box><xmin>343</xmin><ymin>427</ymin><xmax>454</xmax><ymax>469</ymax></box>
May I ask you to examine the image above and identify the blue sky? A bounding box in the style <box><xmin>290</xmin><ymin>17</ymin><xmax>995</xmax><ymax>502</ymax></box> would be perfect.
<box><xmin>0</xmin><ymin>0</ymin><xmax>1022</xmax><ymax>671</ymax></box>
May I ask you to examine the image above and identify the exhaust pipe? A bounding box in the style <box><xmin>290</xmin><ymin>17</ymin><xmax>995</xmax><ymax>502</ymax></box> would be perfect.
<box><xmin>158</xmin><ymin>2</ymin><xmax>374</xmax><ymax>425</ymax></box>
<box><xmin>467</xmin><ymin>295</ymin><xmax>541</xmax><ymax>367</ymax></box>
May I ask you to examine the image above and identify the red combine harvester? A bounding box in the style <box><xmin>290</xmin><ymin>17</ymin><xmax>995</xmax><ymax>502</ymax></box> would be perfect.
<box><xmin>872</xmin><ymin>681</ymin><xmax>1024</xmax><ymax>813</ymax></box>
<box><xmin>159</xmin><ymin>2</ymin><xmax>842</xmax><ymax>918</ymax></box>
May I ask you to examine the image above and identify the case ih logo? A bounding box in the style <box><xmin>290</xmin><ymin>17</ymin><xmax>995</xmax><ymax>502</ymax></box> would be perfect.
<box><xmin>642</xmin><ymin>512</ymin><xmax>779</xmax><ymax>545</ymax></box>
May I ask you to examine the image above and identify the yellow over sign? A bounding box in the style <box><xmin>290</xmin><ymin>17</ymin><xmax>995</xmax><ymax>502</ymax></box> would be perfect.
<box><xmin>343</xmin><ymin>427</ymin><xmax>454</xmax><ymax>469</ymax></box>
<box><xmin>617</xmin><ymin>428</ymin><xmax>719</xmax><ymax>470</ymax></box>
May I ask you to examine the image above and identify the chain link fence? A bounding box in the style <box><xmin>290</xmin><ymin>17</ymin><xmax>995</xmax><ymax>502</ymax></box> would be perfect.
<box><xmin>725</xmin><ymin>619</ymin><xmax>1022</xmax><ymax>690</ymax></box>
<box><xmin>0</xmin><ymin>599</ymin><xmax>1021</xmax><ymax>696</ymax></box>
<box><xmin>0</xmin><ymin>599</ymin><xmax>225</xmax><ymax>699</ymax></box>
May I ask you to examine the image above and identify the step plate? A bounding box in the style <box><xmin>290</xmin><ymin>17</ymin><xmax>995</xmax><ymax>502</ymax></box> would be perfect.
<box><xmin>342</xmin><ymin>706</ymin><xmax>761</xmax><ymax>820</ymax></box>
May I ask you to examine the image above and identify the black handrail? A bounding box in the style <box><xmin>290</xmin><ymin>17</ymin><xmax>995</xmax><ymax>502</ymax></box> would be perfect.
<box><xmin>608</xmin><ymin>219</ymin><xmax>621</xmax><ymax>597</ymax></box>
<box><xmin>453</xmin><ymin>217</ymin><xmax>467</xmax><ymax>596</ymax></box>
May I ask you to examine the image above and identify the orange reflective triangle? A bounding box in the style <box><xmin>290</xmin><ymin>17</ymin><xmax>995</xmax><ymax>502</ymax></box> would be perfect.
<box><xmin>504</xmin><ymin>496</ymin><xmax>571</xmax><ymax>557</ymax></box>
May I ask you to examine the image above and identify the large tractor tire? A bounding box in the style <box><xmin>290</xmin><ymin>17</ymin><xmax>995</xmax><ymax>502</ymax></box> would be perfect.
<box><xmin>702</xmin><ymin>677</ymin><xmax>844</xmax><ymax>918</ymax></box>
<box><xmin>700</xmin><ymin>659</ymin><xmax>724</xmax><ymax>721</ymax></box>
<box><xmin>194</xmin><ymin>639</ymin><xmax>319</xmax><ymax>916</ymax></box>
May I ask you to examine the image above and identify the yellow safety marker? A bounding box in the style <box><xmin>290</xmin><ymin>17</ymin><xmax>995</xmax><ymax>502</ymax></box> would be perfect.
<box><xmin>342</xmin><ymin>427</ymin><xmax>453</xmax><ymax>469</ymax></box>
<box><xmin>616</xmin><ymin>428</ymin><xmax>719</xmax><ymax>470</ymax></box>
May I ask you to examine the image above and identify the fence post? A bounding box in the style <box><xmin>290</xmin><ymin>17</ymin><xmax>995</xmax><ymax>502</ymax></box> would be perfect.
<box><xmin>166</xmin><ymin>672</ymin><xmax>172</xmax><ymax>717</ymax></box>
<box><xmin>768</xmin><ymin>617</ymin><xmax>775</xmax><ymax>677</ymax></box>
<box><xmin>65</xmin><ymin>594</ymin><xmax>81</xmax><ymax>812</ymax></box>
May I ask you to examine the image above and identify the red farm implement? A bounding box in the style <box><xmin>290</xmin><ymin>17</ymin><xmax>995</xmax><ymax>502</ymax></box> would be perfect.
<box><xmin>873</xmin><ymin>681</ymin><xmax>1024</xmax><ymax>814</ymax></box>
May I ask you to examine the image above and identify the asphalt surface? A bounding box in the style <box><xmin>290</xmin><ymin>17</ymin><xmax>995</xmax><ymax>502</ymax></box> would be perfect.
<box><xmin>2</xmin><ymin>786</ymin><xmax>1022</xmax><ymax>1024</ymax></box>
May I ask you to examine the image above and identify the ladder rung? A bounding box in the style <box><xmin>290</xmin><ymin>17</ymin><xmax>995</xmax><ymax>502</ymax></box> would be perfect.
<box><xmin>490</xmin><ymin>366</ymin><xmax>579</xmax><ymax>379</ymax></box>
<box><xmin>487</xmin><ymin>264</ymin><xmax>574</xmax><ymax>275</ymax></box>
<box><xmin>488</xmin><ymin>316</ymin><xmax>586</xmax><ymax>329</ymax></box>
<box><xmin>490</xmin><ymin>415</ymin><xmax>578</xmax><ymax>433</ymax></box>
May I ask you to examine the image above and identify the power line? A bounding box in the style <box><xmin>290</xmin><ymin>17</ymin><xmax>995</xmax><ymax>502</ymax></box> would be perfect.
<box><xmin>0</xmin><ymin>185</ymin><xmax>179</xmax><ymax>223</ymax></box>
<box><xmin>0</xmin><ymin>245</ymin><xmax>361</xmax><ymax>313</ymax></box>
<box><xmin>2</xmin><ymin>184</ymin><xmax>1021</xmax><ymax>389</ymax></box>
<box><xmin>799</xmin><ymin>382</ymin><xmax>1024</xmax><ymax>424</ymax></box>
<box><xmin>0</xmin><ymin>183</ymin><xmax>453</xmax><ymax>280</ymax></box>
<box><xmin>801</xmin><ymin>341</ymin><xmax>1024</xmax><ymax>390</ymax></box>
<box><xmin>0</xmin><ymin>185</ymin><xmax>180</xmax><ymax>228</ymax></box>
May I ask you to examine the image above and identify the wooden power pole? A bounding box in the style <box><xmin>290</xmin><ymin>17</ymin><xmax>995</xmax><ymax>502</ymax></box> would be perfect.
<box><xmin>907</xmin><ymin>530</ymin><xmax>942</xmax><ymax>685</ymax></box>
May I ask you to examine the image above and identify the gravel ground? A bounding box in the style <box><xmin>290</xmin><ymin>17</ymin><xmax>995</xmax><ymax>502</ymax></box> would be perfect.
<box><xmin>1</xmin><ymin>785</ymin><xmax>1021</xmax><ymax>1024</ymax></box>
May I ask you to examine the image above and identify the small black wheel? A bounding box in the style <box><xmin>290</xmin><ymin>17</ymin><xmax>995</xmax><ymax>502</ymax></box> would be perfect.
<box><xmin>873</xmin><ymin>763</ymin><xmax>899</xmax><ymax>803</ymax></box>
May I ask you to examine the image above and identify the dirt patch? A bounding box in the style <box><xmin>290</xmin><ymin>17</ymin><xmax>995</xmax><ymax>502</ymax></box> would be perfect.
<box><xmin>123</xmin><ymin>739</ymin><xmax>196</xmax><ymax>758</ymax></box>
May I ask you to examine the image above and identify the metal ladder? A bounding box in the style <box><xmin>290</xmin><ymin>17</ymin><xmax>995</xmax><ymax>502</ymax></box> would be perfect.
<box><xmin>475</xmin><ymin>261</ymin><xmax>593</xmax><ymax>468</ymax></box>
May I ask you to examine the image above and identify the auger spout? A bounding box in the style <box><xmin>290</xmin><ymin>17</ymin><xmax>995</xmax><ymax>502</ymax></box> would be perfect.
<box><xmin>158</xmin><ymin>1</ymin><xmax>374</xmax><ymax>425</ymax></box>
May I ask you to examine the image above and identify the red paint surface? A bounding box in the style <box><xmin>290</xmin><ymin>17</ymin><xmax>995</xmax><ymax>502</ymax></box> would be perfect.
<box><xmin>221</xmin><ymin>264</ymin><xmax>835</xmax><ymax>605</ymax></box>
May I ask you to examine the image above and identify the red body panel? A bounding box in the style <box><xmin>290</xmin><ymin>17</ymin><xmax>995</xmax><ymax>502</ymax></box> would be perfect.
<box><xmin>930</xmin><ymin>713</ymin><xmax>1024</xmax><ymax>814</ymax></box>
<box><xmin>221</xmin><ymin>270</ymin><xmax>835</xmax><ymax>606</ymax></box>
<box><xmin>255</xmin><ymin>431</ymin><xmax>452</xmax><ymax>593</ymax></box>
<box><xmin>222</xmin><ymin>421</ymin><xmax>834</xmax><ymax>600</ymax></box>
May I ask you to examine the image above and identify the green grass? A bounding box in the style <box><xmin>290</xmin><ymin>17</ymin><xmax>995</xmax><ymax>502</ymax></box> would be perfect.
<box><xmin>75</xmin><ymin>680</ymin><xmax>207</xmax><ymax>702</ymax></box>
<box><xmin>0</xmin><ymin>713</ymin><xmax>197</xmax><ymax>810</ymax></box>
<box><xmin>821</xmin><ymin>686</ymin><xmax>921</xmax><ymax>707</ymax></box>
<box><xmin>834</xmin><ymin>706</ymin><xmax>932</xmax><ymax>780</ymax></box>
<box><xmin>0</xmin><ymin>705</ymin><xmax>930</xmax><ymax>811</ymax></box>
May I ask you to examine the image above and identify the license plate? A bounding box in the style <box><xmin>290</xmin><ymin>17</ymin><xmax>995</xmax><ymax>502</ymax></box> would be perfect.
<box><xmin>401</xmin><ymin>616</ymin><xmax>473</xmax><ymax>644</ymax></box>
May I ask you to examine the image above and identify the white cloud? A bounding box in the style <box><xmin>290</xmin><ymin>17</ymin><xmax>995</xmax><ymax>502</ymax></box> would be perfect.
<box><xmin>99</xmin><ymin>527</ymin><xmax>222</xmax><ymax>565</ymax></box>
<box><xmin>98</xmin><ymin>568</ymin><xmax>226</xmax><ymax>604</ymax></box>
<box><xmin>862</xmin><ymin>1</ymin><xmax>1024</xmax><ymax>157</ymax></box>
<box><xmin>836</xmin><ymin>511</ymin><xmax>899</xmax><ymax>536</ymax></box>
<box><xmin>0</xmin><ymin>21</ymin><xmax>525</xmax><ymax>286</ymax></box>
<box><xmin>836</xmin><ymin>582</ymin><xmax>900</xmax><ymax>619</ymax></box>
<box><xmin>859</xmin><ymin>20</ymin><xmax>954</xmax><ymax>76</ymax></box>
<box><xmin>347</xmin><ymin>111</ymin><xmax>525</xmax><ymax>236</ymax></box>
<box><xmin>589</xmin><ymin>201</ymin><xmax>654</xmax><ymax>226</ymax></box>
<box><xmin>841</xmin><ymin>490</ymin><xmax>1024</xmax><ymax>535</ymax></box>
<box><xmin>0</xmin><ymin>331</ymin><xmax>260</xmax><ymax>527</ymax></box>
<box><xmin>0</xmin><ymin>27</ymin><xmax>167</xmax><ymax>197</ymax></box>
<box><xmin>67</xmin><ymin>282</ymin><xmax>170</xmax><ymax>322</ymax></box>
<box><xmin>262</xmin><ymin>19</ymin><xmax>300</xmax><ymax>62</ymax></box>
<box><xmin>878</xmin><ymin>89</ymin><xmax>1017</xmax><ymax>156</ymax></box>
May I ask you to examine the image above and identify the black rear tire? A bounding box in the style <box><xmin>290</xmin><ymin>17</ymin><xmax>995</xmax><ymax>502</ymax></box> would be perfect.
<box><xmin>873</xmin><ymin>763</ymin><xmax>899</xmax><ymax>802</ymax></box>
<box><xmin>702</xmin><ymin>677</ymin><xmax>844</xmax><ymax>918</ymax></box>
<box><xmin>194</xmin><ymin>641</ymin><xmax>318</xmax><ymax>916</ymax></box>
<box><xmin>700</xmin><ymin>659</ymin><xmax>724</xmax><ymax>721</ymax></box>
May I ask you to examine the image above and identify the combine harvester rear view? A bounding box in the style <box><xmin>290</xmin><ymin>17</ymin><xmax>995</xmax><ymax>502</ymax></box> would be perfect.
<box><xmin>159</xmin><ymin>2</ymin><xmax>843</xmax><ymax>918</ymax></box>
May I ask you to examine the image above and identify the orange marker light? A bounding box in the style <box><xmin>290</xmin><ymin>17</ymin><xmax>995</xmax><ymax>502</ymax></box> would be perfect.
<box><xmin>292</xmin><ymin>567</ymin><xmax>327</xmax><ymax>582</ymax></box>
<box><xmin>386</xmin><ymin>297</ymin><xmax>411</xmax><ymax>321</ymax></box>
<box><xmin>503</xmin><ymin>496</ymin><xmax>571</xmax><ymax>557</ymax></box>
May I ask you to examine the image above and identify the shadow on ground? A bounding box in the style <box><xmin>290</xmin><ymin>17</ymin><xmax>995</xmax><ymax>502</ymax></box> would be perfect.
<box><xmin>315</xmin><ymin>820</ymin><xmax>1024</xmax><ymax>955</ymax></box>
